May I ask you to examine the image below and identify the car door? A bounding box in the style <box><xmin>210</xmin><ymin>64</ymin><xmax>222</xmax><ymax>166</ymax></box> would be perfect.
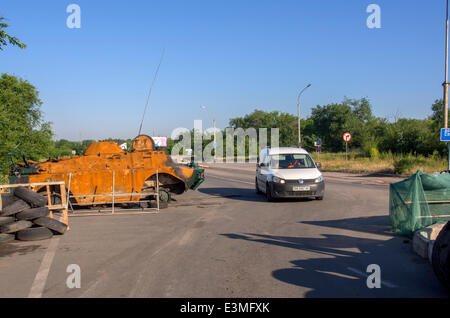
<box><xmin>256</xmin><ymin>151</ymin><xmax>265</xmax><ymax>189</ymax></box>
<box><xmin>258</xmin><ymin>153</ymin><xmax>271</xmax><ymax>192</ymax></box>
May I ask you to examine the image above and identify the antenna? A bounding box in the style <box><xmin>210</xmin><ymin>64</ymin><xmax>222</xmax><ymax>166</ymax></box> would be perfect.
<box><xmin>138</xmin><ymin>48</ymin><xmax>165</xmax><ymax>136</ymax></box>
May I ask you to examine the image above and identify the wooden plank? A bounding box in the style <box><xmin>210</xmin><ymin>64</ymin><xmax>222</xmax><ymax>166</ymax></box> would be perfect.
<box><xmin>0</xmin><ymin>181</ymin><xmax>65</xmax><ymax>188</ymax></box>
<box><xmin>48</xmin><ymin>204</ymin><xmax>65</xmax><ymax>210</ymax></box>
<box><xmin>46</xmin><ymin>185</ymin><xmax>53</xmax><ymax>219</ymax></box>
<box><xmin>59</xmin><ymin>183</ymin><xmax>69</xmax><ymax>230</ymax></box>
<box><xmin>404</xmin><ymin>200</ymin><xmax>450</xmax><ymax>204</ymax></box>
<box><xmin>417</xmin><ymin>215</ymin><xmax>450</xmax><ymax>219</ymax></box>
<box><xmin>70</xmin><ymin>192</ymin><xmax>156</xmax><ymax>198</ymax></box>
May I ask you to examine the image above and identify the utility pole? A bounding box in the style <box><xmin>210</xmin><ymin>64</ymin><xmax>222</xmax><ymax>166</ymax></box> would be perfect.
<box><xmin>444</xmin><ymin>0</ymin><xmax>450</xmax><ymax>170</ymax></box>
<box><xmin>297</xmin><ymin>84</ymin><xmax>311</xmax><ymax>148</ymax></box>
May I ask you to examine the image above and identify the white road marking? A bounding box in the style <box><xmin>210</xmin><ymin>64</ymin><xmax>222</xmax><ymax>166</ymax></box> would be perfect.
<box><xmin>207</xmin><ymin>174</ymin><xmax>254</xmax><ymax>185</ymax></box>
<box><xmin>347</xmin><ymin>267</ymin><xmax>398</xmax><ymax>288</ymax></box>
<box><xmin>28</xmin><ymin>237</ymin><xmax>60</xmax><ymax>298</ymax></box>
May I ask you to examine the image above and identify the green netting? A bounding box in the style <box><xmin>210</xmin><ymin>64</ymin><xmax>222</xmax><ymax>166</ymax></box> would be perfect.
<box><xmin>389</xmin><ymin>170</ymin><xmax>450</xmax><ymax>237</ymax></box>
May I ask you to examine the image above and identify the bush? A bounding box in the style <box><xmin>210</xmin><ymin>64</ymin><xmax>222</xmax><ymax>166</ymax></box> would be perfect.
<box><xmin>379</xmin><ymin>150</ymin><xmax>394</xmax><ymax>161</ymax></box>
<box><xmin>393</xmin><ymin>154</ymin><xmax>427</xmax><ymax>174</ymax></box>
<box><xmin>369</xmin><ymin>147</ymin><xmax>380</xmax><ymax>159</ymax></box>
<box><xmin>431</xmin><ymin>150</ymin><xmax>441</xmax><ymax>161</ymax></box>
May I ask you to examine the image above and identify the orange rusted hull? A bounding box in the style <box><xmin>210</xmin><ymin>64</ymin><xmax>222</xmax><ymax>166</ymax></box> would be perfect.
<box><xmin>13</xmin><ymin>135</ymin><xmax>200</xmax><ymax>206</ymax></box>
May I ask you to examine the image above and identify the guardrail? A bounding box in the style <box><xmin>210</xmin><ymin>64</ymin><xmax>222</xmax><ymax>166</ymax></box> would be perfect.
<box><xmin>66</xmin><ymin>170</ymin><xmax>160</xmax><ymax>214</ymax></box>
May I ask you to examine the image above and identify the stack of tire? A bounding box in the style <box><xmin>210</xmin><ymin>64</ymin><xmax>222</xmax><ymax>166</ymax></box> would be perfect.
<box><xmin>432</xmin><ymin>221</ymin><xmax>450</xmax><ymax>291</ymax></box>
<box><xmin>0</xmin><ymin>187</ymin><xmax>68</xmax><ymax>244</ymax></box>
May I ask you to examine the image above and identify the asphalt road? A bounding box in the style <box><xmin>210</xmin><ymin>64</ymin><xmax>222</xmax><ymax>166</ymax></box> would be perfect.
<box><xmin>0</xmin><ymin>164</ymin><xmax>448</xmax><ymax>298</ymax></box>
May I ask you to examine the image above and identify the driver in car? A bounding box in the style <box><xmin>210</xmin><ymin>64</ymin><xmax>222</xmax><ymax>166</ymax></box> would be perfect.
<box><xmin>287</xmin><ymin>157</ymin><xmax>301</xmax><ymax>168</ymax></box>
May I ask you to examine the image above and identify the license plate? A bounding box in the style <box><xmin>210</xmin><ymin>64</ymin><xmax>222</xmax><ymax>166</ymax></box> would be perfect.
<box><xmin>292</xmin><ymin>186</ymin><xmax>310</xmax><ymax>191</ymax></box>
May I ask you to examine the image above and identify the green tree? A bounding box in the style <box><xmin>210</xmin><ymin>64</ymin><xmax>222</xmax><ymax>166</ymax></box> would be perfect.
<box><xmin>310</xmin><ymin>103</ymin><xmax>356</xmax><ymax>152</ymax></box>
<box><xmin>0</xmin><ymin>73</ymin><xmax>53</xmax><ymax>173</ymax></box>
<box><xmin>0</xmin><ymin>17</ymin><xmax>26</xmax><ymax>50</ymax></box>
<box><xmin>229</xmin><ymin>109</ymin><xmax>298</xmax><ymax>147</ymax></box>
<box><xmin>430</xmin><ymin>99</ymin><xmax>443</xmax><ymax>127</ymax></box>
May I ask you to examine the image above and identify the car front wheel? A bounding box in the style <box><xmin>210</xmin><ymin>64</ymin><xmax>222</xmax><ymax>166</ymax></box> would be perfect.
<box><xmin>266</xmin><ymin>183</ymin><xmax>275</xmax><ymax>202</ymax></box>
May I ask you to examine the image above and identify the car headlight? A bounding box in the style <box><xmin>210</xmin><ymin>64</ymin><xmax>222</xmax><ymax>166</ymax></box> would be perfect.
<box><xmin>273</xmin><ymin>176</ymin><xmax>286</xmax><ymax>184</ymax></box>
<box><xmin>315</xmin><ymin>175</ymin><xmax>323</xmax><ymax>183</ymax></box>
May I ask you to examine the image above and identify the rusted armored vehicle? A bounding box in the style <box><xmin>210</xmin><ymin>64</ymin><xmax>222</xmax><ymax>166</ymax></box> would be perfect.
<box><xmin>9</xmin><ymin>135</ymin><xmax>204</xmax><ymax>207</ymax></box>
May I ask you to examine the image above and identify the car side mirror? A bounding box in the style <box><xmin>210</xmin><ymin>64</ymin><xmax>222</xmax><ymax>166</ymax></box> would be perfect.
<box><xmin>316</xmin><ymin>162</ymin><xmax>322</xmax><ymax>169</ymax></box>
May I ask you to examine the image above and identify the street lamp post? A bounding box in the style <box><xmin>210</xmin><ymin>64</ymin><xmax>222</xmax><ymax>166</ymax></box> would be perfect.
<box><xmin>297</xmin><ymin>84</ymin><xmax>311</xmax><ymax>148</ymax></box>
<box><xmin>200</xmin><ymin>105</ymin><xmax>216</xmax><ymax>162</ymax></box>
<box><xmin>444</xmin><ymin>0</ymin><xmax>450</xmax><ymax>170</ymax></box>
<box><xmin>444</xmin><ymin>0</ymin><xmax>449</xmax><ymax>129</ymax></box>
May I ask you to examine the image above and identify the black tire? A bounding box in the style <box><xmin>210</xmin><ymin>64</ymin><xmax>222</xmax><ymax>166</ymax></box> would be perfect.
<box><xmin>13</xmin><ymin>186</ymin><xmax>47</xmax><ymax>207</ymax></box>
<box><xmin>139</xmin><ymin>201</ymin><xmax>149</xmax><ymax>209</ymax></box>
<box><xmin>0</xmin><ymin>195</ymin><xmax>18</xmax><ymax>209</ymax></box>
<box><xmin>266</xmin><ymin>183</ymin><xmax>275</xmax><ymax>202</ymax></box>
<box><xmin>16</xmin><ymin>207</ymin><xmax>50</xmax><ymax>221</ymax></box>
<box><xmin>0</xmin><ymin>220</ymin><xmax>33</xmax><ymax>234</ymax></box>
<box><xmin>0</xmin><ymin>233</ymin><xmax>14</xmax><ymax>243</ymax></box>
<box><xmin>256</xmin><ymin>178</ymin><xmax>262</xmax><ymax>194</ymax></box>
<box><xmin>0</xmin><ymin>216</ymin><xmax>15</xmax><ymax>226</ymax></box>
<box><xmin>316</xmin><ymin>196</ymin><xmax>324</xmax><ymax>200</ymax></box>
<box><xmin>33</xmin><ymin>217</ymin><xmax>68</xmax><ymax>235</ymax></box>
<box><xmin>158</xmin><ymin>189</ymin><xmax>171</xmax><ymax>203</ymax></box>
<box><xmin>149</xmin><ymin>200</ymin><xmax>168</xmax><ymax>209</ymax></box>
<box><xmin>431</xmin><ymin>221</ymin><xmax>450</xmax><ymax>290</ymax></box>
<box><xmin>0</xmin><ymin>199</ymin><xmax>30</xmax><ymax>217</ymax></box>
<box><xmin>16</xmin><ymin>227</ymin><xmax>53</xmax><ymax>241</ymax></box>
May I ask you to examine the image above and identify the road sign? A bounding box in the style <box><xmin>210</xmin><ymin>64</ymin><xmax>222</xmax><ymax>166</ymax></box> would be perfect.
<box><xmin>315</xmin><ymin>138</ymin><xmax>321</xmax><ymax>146</ymax></box>
<box><xmin>152</xmin><ymin>136</ymin><xmax>167</xmax><ymax>147</ymax></box>
<box><xmin>441</xmin><ymin>128</ymin><xmax>450</xmax><ymax>141</ymax></box>
<box><xmin>343</xmin><ymin>132</ymin><xmax>352</xmax><ymax>142</ymax></box>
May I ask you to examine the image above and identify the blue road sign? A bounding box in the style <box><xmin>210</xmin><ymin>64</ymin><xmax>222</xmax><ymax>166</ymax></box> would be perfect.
<box><xmin>316</xmin><ymin>138</ymin><xmax>321</xmax><ymax>146</ymax></box>
<box><xmin>441</xmin><ymin>128</ymin><xmax>450</xmax><ymax>141</ymax></box>
<box><xmin>213</xmin><ymin>142</ymin><xmax>217</xmax><ymax>148</ymax></box>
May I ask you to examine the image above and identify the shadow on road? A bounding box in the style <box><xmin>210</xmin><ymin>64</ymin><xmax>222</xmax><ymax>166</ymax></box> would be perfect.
<box><xmin>198</xmin><ymin>187</ymin><xmax>264</xmax><ymax>202</ymax></box>
<box><xmin>302</xmin><ymin>216</ymin><xmax>393</xmax><ymax>236</ymax></box>
<box><xmin>220</xmin><ymin>218</ymin><xmax>447</xmax><ymax>297</ymax></box>
<box><xmin>198</xmin><ymin>187</ymin><xmax>317</xmax><ymax>203</ymax></box>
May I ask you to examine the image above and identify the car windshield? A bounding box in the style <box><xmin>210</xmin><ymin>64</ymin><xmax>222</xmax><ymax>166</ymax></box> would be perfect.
<box><xmin>269</xmin><ymin>154</ymin><xmax>316</xmax><ymax>169</ymax></box>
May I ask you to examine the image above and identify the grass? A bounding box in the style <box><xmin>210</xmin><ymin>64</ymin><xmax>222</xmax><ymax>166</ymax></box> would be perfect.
<box><xmin>0</xmin><ymin>175</ymin><xmax>9</xmax><ymax>185</ymax></box>
<box><xmin>310</xmin><ymin>152</ymin><xmax>448</xmax><ymax>176</ymax></box>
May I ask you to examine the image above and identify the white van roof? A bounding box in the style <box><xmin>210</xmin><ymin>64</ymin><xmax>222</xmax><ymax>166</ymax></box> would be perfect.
<box><xmin>265</xmin><ymin>147</ymin><xmax>309</xmax><ymax>156</ymax></box>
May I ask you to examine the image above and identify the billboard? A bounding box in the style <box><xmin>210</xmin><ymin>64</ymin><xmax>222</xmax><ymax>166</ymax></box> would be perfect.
<box><xmin>152</xmin><ymin>136</ymin><xmax>167</xmax><ymax>147</ymax></box>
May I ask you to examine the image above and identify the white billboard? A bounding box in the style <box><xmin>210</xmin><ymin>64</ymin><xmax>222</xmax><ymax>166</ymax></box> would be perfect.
<box><xmin>152</xmin><ymin>136</ymin><xmax>167</xmax><ymax>147</ymax></box>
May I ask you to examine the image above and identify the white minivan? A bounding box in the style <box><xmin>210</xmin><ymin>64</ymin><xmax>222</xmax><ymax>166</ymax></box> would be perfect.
<box><xmin>255</xmin><ymin>147</ymin><xmax>325</xmax><ymax>201</ymax></box>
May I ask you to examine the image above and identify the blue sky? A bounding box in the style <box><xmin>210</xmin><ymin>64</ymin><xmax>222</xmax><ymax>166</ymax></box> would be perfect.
<box><xmin>0</xmin><ymin>0</ymin><xmax>446</xmax><ymax>140</ymax></box>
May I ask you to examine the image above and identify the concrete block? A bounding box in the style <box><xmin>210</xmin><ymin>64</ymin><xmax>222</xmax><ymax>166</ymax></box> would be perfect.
<box><xmin>413</xmin><ymin>230</ymin><xmax>429</xmax><ymax>259</ymax></box>
<box><xmin>413</xmin><ymin>223</ymin><xmax>445</xmax><ymax>260</ymax></box>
